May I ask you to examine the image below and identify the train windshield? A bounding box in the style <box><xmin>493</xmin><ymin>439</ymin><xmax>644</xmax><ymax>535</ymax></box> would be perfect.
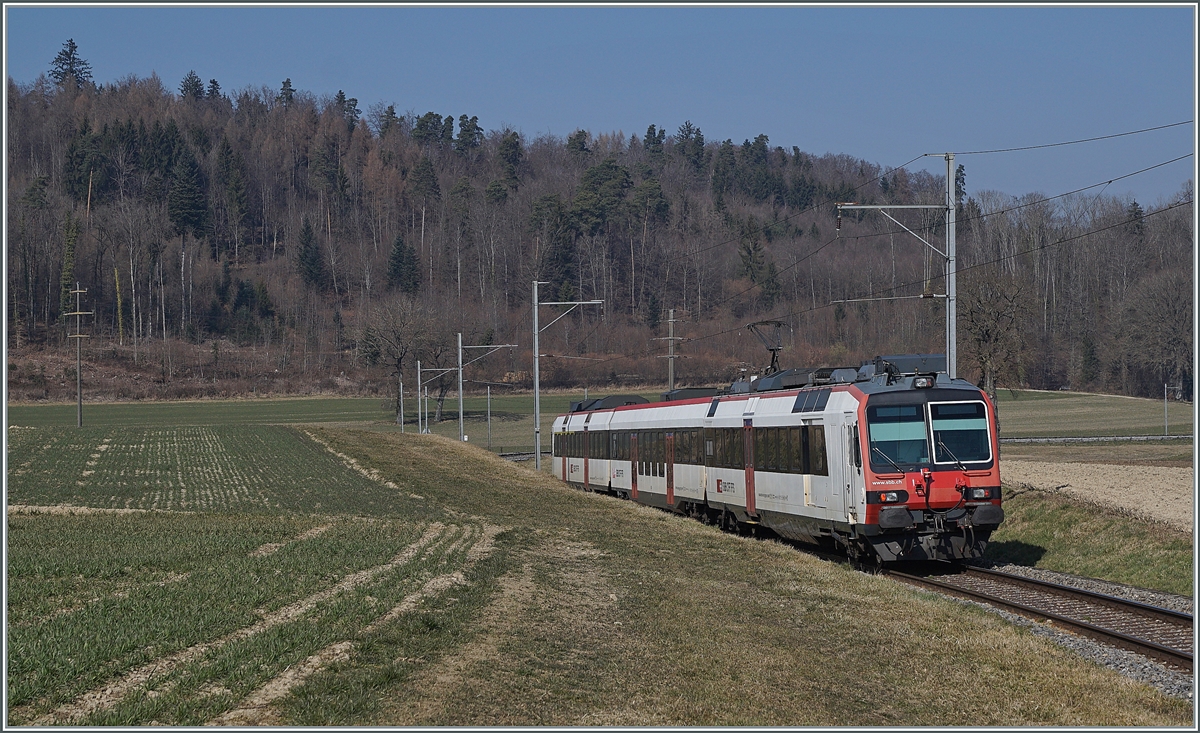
<box><xmin>930</xmin><ymin>401</ymin><xmax>991</xmax><ymax>464</ymax></box>
<box><xmin>866</xmin><ymin>404</ymin><xmax>929</xmax><ymax>469</ymax></box>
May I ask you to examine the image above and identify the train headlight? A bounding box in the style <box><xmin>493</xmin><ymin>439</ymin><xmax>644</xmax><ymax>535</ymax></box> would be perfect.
<box><xmin>913</xmin><ymin>376</ymin><xmax>933</xmax><ymax>388</ymax></box>
<box><xmin>968</xmin><ymin>488</ymin><xmax>994</xmax><ymax>500</ymax></box>
<box><xmin>867</xmin><ymin>490</ymin><xmax>910</xmax><ymax>504</ymax></box>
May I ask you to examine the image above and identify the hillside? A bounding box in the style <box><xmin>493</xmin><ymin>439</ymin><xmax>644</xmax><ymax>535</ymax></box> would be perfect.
<box><xmin>6</xmin><ymin>61</ymin><xmax>1193</xmax><ymax>405</ymax></box>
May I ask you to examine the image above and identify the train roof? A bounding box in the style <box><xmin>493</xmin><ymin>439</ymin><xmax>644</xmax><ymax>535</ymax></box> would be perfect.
<box><xmin>556</xmin><ymin>353</ymin><xmax>983</xmax><ymax>419</ymax></box>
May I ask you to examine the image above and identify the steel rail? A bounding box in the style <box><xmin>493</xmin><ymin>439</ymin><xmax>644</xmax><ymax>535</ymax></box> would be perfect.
<box><xmin>887</xmin><ymin>568</ymin><xmax>1193</xmax><ymax>671</ymax></box>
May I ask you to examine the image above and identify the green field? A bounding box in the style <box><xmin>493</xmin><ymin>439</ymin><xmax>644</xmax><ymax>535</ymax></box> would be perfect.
<box><xmin>5</xmin><ymin>390</ymin><xmax>1194</xmax><ymax>724</ymax></box>
<box><xmin>5</xmin><ymin>426</ymin><xmax>1190</xmax><ymax>725</ymax></box>
<box><xmin>5</xmin><ymin>392</ymin><xmax>623</xmax><ymax>453</ymax></box>
<box><xmin>993</xmin><ymin>389</ymin><xmax>1193</xmax><ymax>438</ymax></box>
<box><xmin>9</xmin><ymin>387</ymin><xmax>1193</xmax><ymax>445</ymax></box>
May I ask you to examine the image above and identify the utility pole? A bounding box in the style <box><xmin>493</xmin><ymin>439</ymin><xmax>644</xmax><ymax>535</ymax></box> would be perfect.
<box><xmin>65</xmin><ymin>283</ymin><xmax>92</xmax><ymax>427</ymax></box>
<box><xmin>653</xmin><ymin>308</ymin><xmax>683</xmax><ymax>391</ymax></box>
<box><xmin>416</xmin><ymin>361</ymin><xmax>422</xmax><ymax>433</ymax></box>
<box><xmin>836</xmin><ymin>152</ymin><xmax>957</xmax><ymax>379</ymax></box>
<box><xmin>532</xmin><ymin>280</ymin><xmax>602</xmax><ymax>469</ymax></box>
<box><xmin>458</xmin><ymin>333</ymin><xmax>518</xmax><ymax>442</ymax></box>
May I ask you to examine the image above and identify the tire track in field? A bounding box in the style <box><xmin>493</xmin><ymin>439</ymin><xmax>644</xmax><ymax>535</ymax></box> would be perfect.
<box><xmin>301</xmin><ymin>429</ymin><xmax>425</xmax><ymax>500</ymax></box>
<box><xmin>248</xmin><ymin>523</ymin><xmax>333</xmax><ymax>558</ymax></box>
<box><xmin>20</xmin><ymin>523</ymin><xmax>451</xmax><ymax>727</ymax></box>
<box><xmin>208</xmin><ymin>522</ymin><xmax>504</xmax><ymax>726</ymax></box>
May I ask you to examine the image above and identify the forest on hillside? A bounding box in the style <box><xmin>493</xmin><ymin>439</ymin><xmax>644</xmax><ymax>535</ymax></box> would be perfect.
<box><xmin>6</xmin><ymin>41</ymin><xmax>1194</xmax><ymax>407</ymax></box>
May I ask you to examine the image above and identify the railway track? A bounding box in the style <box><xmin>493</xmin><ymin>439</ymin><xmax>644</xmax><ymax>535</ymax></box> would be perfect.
<box><xmin>887</xmin><ymin>565</ymin><xmax>1194</xmax><ymax>672</ymax></box>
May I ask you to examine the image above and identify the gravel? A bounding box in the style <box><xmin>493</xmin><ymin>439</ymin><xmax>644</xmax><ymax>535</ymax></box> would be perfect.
<box><xmin>964</xmin><ymin>560</ymin><xmax>1194</xmax><ymax>701</ymax></box>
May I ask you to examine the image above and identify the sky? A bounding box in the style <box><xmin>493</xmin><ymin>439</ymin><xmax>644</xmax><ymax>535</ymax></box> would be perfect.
<box><xmin>4</xmin><ymin>4</ymin><xmax>1196</xmax><ymax>206</ymax></box>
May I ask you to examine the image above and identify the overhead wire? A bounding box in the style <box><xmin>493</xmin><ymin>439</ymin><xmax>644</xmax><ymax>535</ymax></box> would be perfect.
<box><xmin>946</xmin><ymin>120</ymin><xmax>1192</xmax><ymax>156</ymax></box>
<box><xmin>702</xmin><ymin>152</ymin><xmax>1192</xmax><ymax>312</ymax></box>
<box><xmin>683</xmin><ymin>195</ymin><xmax>1193</xmax><ymax>349</ymax></box>
<box><xmin>569</xmin><ymin>194</ymin><xmax>1193</xmax><ymax>365</ymax></box>
<box><xmin>494</xmin><ymin>122</ymin><xmax>1194</xmax><ymax>373</ymax></box>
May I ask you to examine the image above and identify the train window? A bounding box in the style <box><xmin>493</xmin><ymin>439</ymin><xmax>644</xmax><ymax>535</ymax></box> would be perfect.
<box><xmin>867</xmin><ymin>404</ymin><xmax>929</xmax><ymax>468</ymax></box>
<box><xmin>930</xmin><ymin>402</ymin><xmax>991</xmax><ymax>464</ymax></box>
<box><xmin>760</xmin><ymin>428</ymin><xmax>775</xmax><ymax>471</ymax></box>
<box><xmin>850</xmin><ymin>424</ymin><xmax>861</xmax><ymax>469</ymax></box>
<box><xmin>778</xmin><ymin>428</ymin><xmax>790</xmax><ymax>472</ymax></box>
<box><xmin>789</xmin><ymin>427</ymin><xmax>804</xmax><ymax>473</ymax></box>
<box><xmin>813</xmin><ymin>389</ymin><xmax>831</xmax><ymax>412</ymax></box>
<box><xmin>808</xmin><ymin>426</ymin><xmax>828</xmax><ymax>476</ymax></box>
<box><xmin>733</xmin><ymin>428</ymin><xmax>745</xmax><ymax>469</ymax></box>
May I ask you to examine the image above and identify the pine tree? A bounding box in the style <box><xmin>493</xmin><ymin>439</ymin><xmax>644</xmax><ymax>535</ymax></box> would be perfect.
<box><xmin>567</xmin><ymin>130</ymin><xmax>590</xmax><ymax>157</ymax></box>
<box><xmin>386</xmin><ymin>233</ymin><xmax>419</xmax><ymax>293</ymax></box>
<box><xmin>277</xmin><ymin>78</ymin><xmax>295</xmax><ymax>107</ymax></box>
<box><xmin>206</xmin><ymin>78</ymin><xmax>221</xmax><ymax>99</ymax></box>
<box><xmin>49</xmin><ymin>38</ymin><xmax>92</xmax><ymax>87</ymax></box>
<box><xmin>179</xmin><ymin>71</ymin><xmax>205</xmax><ymax>100</ymax></box>
<box><xmin>497</xmin><ymin>130</ymin><xmax>523</xmax><ymax>189</ymax></box>
<box><xmin>454</xmin><ymin>115</ymin><xmax>483</xmax><ymax>155</ymax></box>
<box><xmin>408</xmin><ymin>156</ymin><xmax>441</xmax><ymax>201</ymax></box>
<box><xmin>297</xmin><ymin>217</ymin><xmax>327</xmax><ymax>290</ymax></box>
<box><xmin>167</xmin><ymin>150</ymin><xmax>207</xmax><ymax>239</ymax></box>
<box><xmin>379</xmin><ymin>104</ymin><xmax>399</xmax><ymax>137</ymax></box>
<box><xmin>412</xmin><ymin>112</ymin><xmax>444</xmax><ymax>146</ymax></box>
<box><xmin>676</xmin><ymin>121</ymin><xmax>706</xmax><ymax>173</ymax></box>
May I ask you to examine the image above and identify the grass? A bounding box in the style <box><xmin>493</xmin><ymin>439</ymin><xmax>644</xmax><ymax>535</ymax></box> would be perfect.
<box><xmin>984</xmin><ymin>489</ymin><xmax>1194</xmax><ymax>596</ymax></box>
<box><xmin>6</xmin><ymin>427</ymin><xmax>1191</xmax><ymax>725</ymax></box>
<box><xmin>4</xmin><ymin>391</ymin><xmax>1194</xmax><ymax>725</ymax></box>
<box><xmin>5</xmin><ymin>425</ymin><xmax>432</xmax><ymax>515</ymax></box>
<box><xmin>994</xmin><ymin>389</ymin><xmax>1193</xmax><ymax>438</ymax></box>
<box><xmin>1001</xmin><ymin>438</ymin><xmax>1193</xmax><ymax>467</ymax></box>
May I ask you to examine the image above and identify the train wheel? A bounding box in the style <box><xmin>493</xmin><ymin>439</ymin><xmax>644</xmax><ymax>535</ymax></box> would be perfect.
<box><xmin>723</xmin><ymin>512</ymin><xmax>741</xmax><ymax>535</ymax></box>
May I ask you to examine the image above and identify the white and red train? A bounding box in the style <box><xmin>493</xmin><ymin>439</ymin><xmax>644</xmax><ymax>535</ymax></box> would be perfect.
<box><xmin>551</xmin><ymin>354</ymin><xmax>1004</xmax><ymax>566</ymax></box>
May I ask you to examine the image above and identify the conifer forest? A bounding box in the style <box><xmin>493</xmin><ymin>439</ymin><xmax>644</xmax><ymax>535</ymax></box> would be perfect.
<box><xmin>6</xmin><ymin>43</ymin><xmax>1194</xmax><ymax>407</ymax></box>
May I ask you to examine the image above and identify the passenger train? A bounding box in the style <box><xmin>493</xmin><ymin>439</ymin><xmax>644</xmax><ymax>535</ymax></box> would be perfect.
<box><xmin>551</xmin><ymin>354</ymin><xmax>1004</xmax><ymax>566</ymax></box>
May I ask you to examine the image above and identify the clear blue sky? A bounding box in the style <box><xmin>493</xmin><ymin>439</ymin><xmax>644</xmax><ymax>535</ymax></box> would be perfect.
<box><xmin>5</xmin><ymin>4</ymin><xmax>1196</xmax><ymax>205</ymax></box>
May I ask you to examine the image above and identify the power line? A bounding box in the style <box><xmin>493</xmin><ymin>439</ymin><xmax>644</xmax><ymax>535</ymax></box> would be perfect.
<box><xmin>667</xmin><ymin>121</ymin><xmax>1191</xmax><ymax>269</ymax></box>
<box><xmin>948</xmin><ymin>120</ymin><xmax>1193</xmax><ymax>156</ymax></box>
<box><xmin>545</xmin><ymin>195</ymin><xmax>1194</xmax><ymax>374</ymax></box>
<box><xmin>839</xmin><ymin>152</ymin><xmax>1192</xmax><ymax>242</ymax></box>
<box><xmin>707</xmin><ymin>152</ymin><xmax>1191</xmax><ymax>312</ymax></box>
<box><xmin>683</xmin><ymin>196</ymin><xmax>1192</xmax><ymax>348</ymax></box>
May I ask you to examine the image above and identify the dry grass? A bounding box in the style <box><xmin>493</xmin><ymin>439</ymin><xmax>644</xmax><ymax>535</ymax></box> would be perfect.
<box><xmin>288</xmin><ymin>429</ymin><xmax>1191</xmax><ymax>727</ymax></box>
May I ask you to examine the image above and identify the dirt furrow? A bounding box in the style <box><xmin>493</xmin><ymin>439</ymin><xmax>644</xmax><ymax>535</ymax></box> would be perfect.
<box><xmin>19</xmin><ymin>523</ymin><xmax>449</xmax><ymax>726</ymax></box>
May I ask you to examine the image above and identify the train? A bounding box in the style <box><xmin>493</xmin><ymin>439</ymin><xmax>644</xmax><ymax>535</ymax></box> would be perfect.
<box><xmin>551</xmin><ymin>354</ymin><xmax>1004</xmax><ymax>567</ymax></box>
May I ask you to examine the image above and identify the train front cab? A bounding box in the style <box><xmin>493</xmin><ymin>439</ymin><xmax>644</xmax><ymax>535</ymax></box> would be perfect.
<box><xmin>855</xmin><ymin>382</ymin><xmax>1004</xmax><ymax>563</ymax></box>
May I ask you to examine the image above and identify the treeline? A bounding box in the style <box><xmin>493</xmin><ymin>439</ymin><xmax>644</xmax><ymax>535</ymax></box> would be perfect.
<box><xmin>6</xmin><ymin>44</ymin><xmax>1193</xmax><ymax>401</ymax></box>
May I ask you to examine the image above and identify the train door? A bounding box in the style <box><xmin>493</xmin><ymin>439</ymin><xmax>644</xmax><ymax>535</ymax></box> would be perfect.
<box><xmin>702</xmin><ymin>423</ymin><xmax>713</xmax><ymax>502</ymax></box>
<box><xmin>825</xmin><ymin>413</ymin><xmax>847</xmax><ymax>518</ymax></box>
<box><xmin>839</xmin><ymin>411</ymin><xmax>861</xmax><ymax>520</ymax></box>
<box><xmin>845</xmin><ymin>412</ymin><xmax>863</xmax><ymax>524</ymax></box>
